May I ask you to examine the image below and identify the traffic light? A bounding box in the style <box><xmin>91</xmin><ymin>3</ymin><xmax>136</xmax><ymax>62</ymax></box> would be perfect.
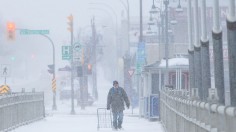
<box><xmin>7</xmin><ymin>22</ymin><xmax>16</xmax><ymax>40</ymax></box>
<box><xmin>67</xmin><ymin>14</ymin><xmax>73</xmax><ymax>32</ymax></box>
<box><xmin>48</xmin><ymin>64</ymin><xmax>54</xmax><ymax>74</ymax></box>
<box><xmin>87</xmin><ymin>64</ymin><xmax>92</xmax><ymax>75</ymax></box>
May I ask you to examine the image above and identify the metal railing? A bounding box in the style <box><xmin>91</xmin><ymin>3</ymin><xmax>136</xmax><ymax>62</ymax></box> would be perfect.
<box><xmin>160</xmin><ymin>89</ymin><xmax>236</xmax><ymax>132</ymax></box>
<box><xmin>0</xmin><ymin>92</ymin><xmax>45</xmax><ymax>132</ymax></box>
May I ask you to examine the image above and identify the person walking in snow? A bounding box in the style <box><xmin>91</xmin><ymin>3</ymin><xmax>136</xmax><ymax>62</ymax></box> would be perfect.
<box><xmin>107</xmin><ymin>80</ymin><xmax>130</xmax><ymax>130</ymax></box>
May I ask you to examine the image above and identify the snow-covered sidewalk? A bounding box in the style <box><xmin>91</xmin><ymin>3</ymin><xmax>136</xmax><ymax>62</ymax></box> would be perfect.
<box><xmin>12</xmin><ymin>101</ymin><xmax>165</xmax><ymax>132</ymax></box>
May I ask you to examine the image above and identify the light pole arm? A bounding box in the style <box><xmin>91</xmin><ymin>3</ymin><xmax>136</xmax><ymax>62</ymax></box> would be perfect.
<box><xmin>40</xmin><ymin>34</ymin><xmax>55</xmax><ymax>78</ymax></box>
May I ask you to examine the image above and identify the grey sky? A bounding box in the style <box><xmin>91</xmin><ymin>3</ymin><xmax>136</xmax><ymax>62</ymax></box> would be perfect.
<box><xmin>0</xmin><ymin>0</ymin><xmax>154</xmax><ymax>70</ymax></box>
<box><xmin>0</xmin><ymin>0</ymin><xmax>225</xmax><ymax>80</ymax></box>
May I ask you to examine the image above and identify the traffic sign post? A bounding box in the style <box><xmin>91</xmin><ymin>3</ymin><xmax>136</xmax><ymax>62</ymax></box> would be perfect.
<box><xmin>62</xmin><ymin>46</ymin><xmax>71</xmax><ymax>60</ymax></box>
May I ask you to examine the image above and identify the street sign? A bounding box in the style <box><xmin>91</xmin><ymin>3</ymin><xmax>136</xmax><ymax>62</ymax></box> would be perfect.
<box><xmin>20</xmin><ymin>29</ymin><xmax>49</xmax><ymax>35</ymax></box>
<box><xmin>136</xmin><ymin>42</ymin><xmax>146</xmax><ymax>74</ymax></box>
<box><xmin>73</xmin><ymin>42</ymin><xmax>82</xmax><ymax>52</ymax></box>
<box><xmin>128</xmin><ymin>69</ymin><xmax>135</xmax><ymax>77</ymax></box>
<box><xmin>1</xmin><ymin>64</ymin><xmax>10</xmax><ymax>77</ymax></box>
<box><xmin>0</xmin><ymin>85</ymin><xmax>10</xmax><ymax>94</ymax></box>
<box><xmin>62</xmin><ymin>46</ymin><xmax>71</xmax><ymax>60</ymax></box>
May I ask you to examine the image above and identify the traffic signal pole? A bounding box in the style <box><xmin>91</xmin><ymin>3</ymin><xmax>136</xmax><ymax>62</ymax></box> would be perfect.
<box><xmin>91</xmin><ymin>18</ymin><xmax>98</xmax><ymax>100</ymax></box>
<box><xmin>41</xmin><ymin>34</ymin><xmax>57</xmax><ymax>110</ymax></box>
<box><xmin>68</xmin><ymin>15</ymin><xmax>76</xmax><ymax>114</ymax></box>
<box><xmin>8</xmin><ymin>24</ymin><xmax>57</xmax><ymax>110</ymax></box>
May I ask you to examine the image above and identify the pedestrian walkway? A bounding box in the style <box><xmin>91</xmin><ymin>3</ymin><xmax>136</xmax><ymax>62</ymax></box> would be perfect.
<box><xmin>12</xmin><ymin>101</ymin><xmax>165</xmax><ymax>132</ymax></box>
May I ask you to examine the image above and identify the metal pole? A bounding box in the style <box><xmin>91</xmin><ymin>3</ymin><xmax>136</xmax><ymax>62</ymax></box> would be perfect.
<box><xmin>127</xmin><ymin>0</ymin><xmax>130</xmax><ymax>56</ymax></box>
<box><xmin>70</xmin><ymin>17</ymin><xmax>75</xmax><ymax>114</ymax></box>
<box><xmin>40</xmin><ymin>34</ymin><xmax>57</xmax><ymax>110</ymax></box>
<box><xmin>140</xmin><ymin>0</ymin><xmax>143</xmax><ymax>42</ymax></box>
<box><xmin>213</xmin><ymin>0</ymin><xmax>225</xmax><ymax>105</ymax></box>
<box><xmin>4</xmin><ymin>77</ymin><xmax>6</xmax><ymax>85</ymax></box>
<box><xmin>227</xmin><ymin>0</ymin><xmax>236</xmax><ymax>106</ymax></box>
<box><xmin>158</xmin><ymin>22</ymin><xmax>161</xmax><ymax>60</ymax></box>
<box><xmin>138</xmin><ymin>0</ymin><xmax>143</xmax><ymax>115</ymax></box>
<box><xmin>164</xmin><ymin>0</ymin><xmax>169</xmax><ymax>85</ymax></box>
<box><xmin>187</xmin><ymin>0</ymin><xmax>195</xmax><ymax>90</ymax></box>
<box><xmin>91</xmin><ymin>18</ymin><xmax>98</xmax><ymax>100</ymax></box>
<box><xmin>200</xmin><ymin>0</ymin><xmax>210</xmax><ymax>101</ymax></box>
<box><xmin>161</xmin><ymin>13</ymin><xmax>165</xmax><ymax>58</ymax></box>
<box><xmin>193</xmin><ymin>0</ymin><xmax>202</xmax><ymax>100</ymax></box>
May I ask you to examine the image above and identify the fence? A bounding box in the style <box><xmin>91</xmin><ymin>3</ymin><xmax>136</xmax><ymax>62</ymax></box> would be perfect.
<box><xmin>160</xmin><ymin>89</ymin><xmax>236</xmax><ymax>132</ymax></box>
<box><xmin>0</xmin><ymin>92</ymin><xmax>45</xmax><ymax>132</ymax></box>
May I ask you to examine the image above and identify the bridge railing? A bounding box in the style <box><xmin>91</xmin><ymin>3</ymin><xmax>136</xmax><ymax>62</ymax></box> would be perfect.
<box><xmin>0</xmin><ymin>92</ymin><xmax>45</xmax><ymax>132</ymax></box>
<box><xmin>160</xmin><ymin>88</ymin><xmax>236</xmax><ymax>132</ymax></box>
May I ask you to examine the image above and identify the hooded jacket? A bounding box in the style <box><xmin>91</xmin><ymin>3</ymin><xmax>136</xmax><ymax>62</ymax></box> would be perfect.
<box><xmin>107</xmin><ymin>87</ymin><xmax>130</xmax><ymax>112</ymax></box>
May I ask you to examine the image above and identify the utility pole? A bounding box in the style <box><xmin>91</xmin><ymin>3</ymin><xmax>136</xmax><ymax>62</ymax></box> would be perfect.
<box><xmin>164</xmin><ymin>0</ymin><xmax>169</xmax><ymax>85</ymax></box>
<box><xmin>137</xmin><ymin>0</ymin><xmax>143</xmax><ymax>111</ymax></box>
<box><xmin>68</xmin><ymin>14</ymin><xmax>75</xmax><ymax>114</ymax></box>
<box><xmin>91</xmin><ymin>17</ymin><xmax>98</xmax><ymax>100</ymax></box>
<box><xmin>139</xmin><ymin>0</ymin><xmax>143</xmax><ymax>42</ymax></box>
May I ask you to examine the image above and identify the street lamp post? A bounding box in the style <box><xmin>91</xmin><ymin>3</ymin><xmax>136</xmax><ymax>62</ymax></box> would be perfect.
<box><xmin>164</xmin><ymin>0</ymin><xmax>169</xmax><ymax>85</ymax></box>
<box><xmin>40</xmin><ymin>34</ymin><xmax>57</xmax><ymax>110</ymax></box>
<box><xmin>119</xmin><ymin>0</ymin><xmax>130</xmax><ymax>56</ymax></box>
<box><xmin>148</xmin><ymin>16</ymin><xmax>162</xmax><ymax>60</ymax></box>
<box><xmin>16</xmin><ymin>28</ymin><xmax>57</xmax><ymax>110</ymax></box>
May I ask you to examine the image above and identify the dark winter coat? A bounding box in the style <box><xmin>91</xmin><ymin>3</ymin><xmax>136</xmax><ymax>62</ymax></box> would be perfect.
<box><xmin>107</xmin><ymin>87</ymin><xmax>130</xmax><ymax>112</ymax></box>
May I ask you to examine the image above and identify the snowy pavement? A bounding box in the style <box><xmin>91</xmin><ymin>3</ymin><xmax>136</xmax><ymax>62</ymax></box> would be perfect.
<box><xmin>12</xmin><ymin>101</ymin><xmax>165</xmax><ymax>132</ymax></box>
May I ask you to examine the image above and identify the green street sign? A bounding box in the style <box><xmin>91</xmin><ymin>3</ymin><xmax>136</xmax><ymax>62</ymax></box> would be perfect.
<box><xmin>20</xmin><ymin>29</ymin><xmax>49</xmax><ymax>35</ymax></box>
<box><xmin>62</xmin><ymin>46</ymin><xmax>71</xmax><ymax>60</ymax></box>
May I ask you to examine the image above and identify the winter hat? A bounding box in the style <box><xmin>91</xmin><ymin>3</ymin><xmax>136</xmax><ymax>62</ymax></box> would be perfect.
<box><xmin>113</xmin><ymin>80</ymin><xmax>118</xmax><ymax>85</ymax></box>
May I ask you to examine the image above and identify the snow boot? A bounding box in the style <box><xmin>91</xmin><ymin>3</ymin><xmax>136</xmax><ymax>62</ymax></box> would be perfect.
<box><xmin>118</xmin><ymin>121</ymin><xmax>123</xmax><ymax>130</ymax></box>
<box><xmin>113</xmin><ymin>121</ymin><xmax>118</xmax><ymax>130</ymax></box>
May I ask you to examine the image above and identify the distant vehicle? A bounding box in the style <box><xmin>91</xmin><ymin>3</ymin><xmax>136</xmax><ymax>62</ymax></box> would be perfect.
<box><xmin>77</xmin><ymin>93</ymin><xmax>95</xmax><ymax>106</ymax></box>
<box><xmin>59</xmin><ymin>86</ymin><xmax>79</xmax><ymax>100</ymax></box>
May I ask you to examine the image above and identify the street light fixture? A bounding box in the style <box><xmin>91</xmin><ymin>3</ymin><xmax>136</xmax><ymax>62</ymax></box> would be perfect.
<box><xmin>149</xmin><ymin>0</ymin><xmax>170</xmax><ymax>85</ymax></box>
<box><xmin>176</xmin><ymin>0</ymin><xmax>183</xmax><ymax>13</ymax></box>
